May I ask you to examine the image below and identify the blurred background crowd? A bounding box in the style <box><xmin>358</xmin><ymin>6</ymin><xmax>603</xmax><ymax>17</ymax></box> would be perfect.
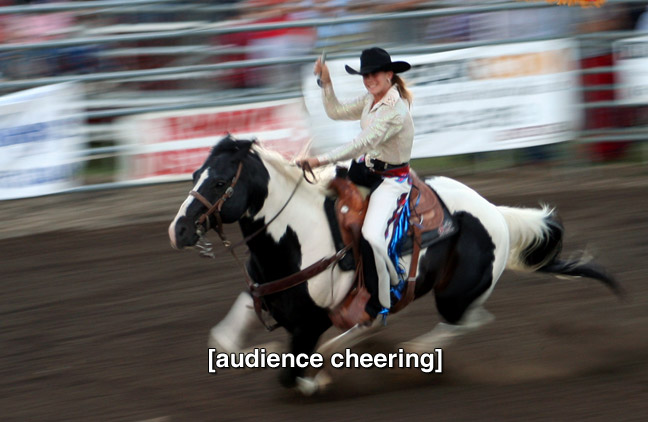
<box><xmin>1</xmin><ymin>0</ymin><xmax>648</xmax><ymax>167</ymax></box>
<box><xmin>2</xmin><ymin>1</ymin><xmax>647</xmax><ymax>81</ymax></box>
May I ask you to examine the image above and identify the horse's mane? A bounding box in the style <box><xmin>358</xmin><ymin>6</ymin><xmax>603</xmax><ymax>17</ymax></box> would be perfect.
<box><xmin>251</xmin><ymin>143</ymin><xmax>334</xmax><ymax>194</ymax></box>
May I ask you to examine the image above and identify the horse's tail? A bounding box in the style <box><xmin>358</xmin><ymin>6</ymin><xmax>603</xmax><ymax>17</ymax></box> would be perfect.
<box><xmin>497</xmin><ymin>205</ymin><xmax>623</xmax><ymax>297</ymax></box>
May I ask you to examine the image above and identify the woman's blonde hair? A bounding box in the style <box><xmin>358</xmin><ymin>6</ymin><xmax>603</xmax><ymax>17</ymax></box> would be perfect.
<box><xmin>393</xmin><ymin>74</ymin><xmax>413</xmax><ymax>106</ymax></box>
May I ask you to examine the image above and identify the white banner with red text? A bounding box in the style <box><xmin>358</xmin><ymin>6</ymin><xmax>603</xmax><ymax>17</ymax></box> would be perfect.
<box><xmin>115</xmin><ymin>99</ymin><xmax>311</xmax><ymax>182</ymax></box>
<box><xmin>0</xmin><ymin>83</ymin><xmax>85</xmax><ymax>200</ymax></box>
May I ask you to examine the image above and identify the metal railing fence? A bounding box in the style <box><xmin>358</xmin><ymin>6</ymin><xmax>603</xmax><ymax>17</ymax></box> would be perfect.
<box><xmin>0</xmin><ymin>0</ymin><xmax>646</xmax><ymax>192</ymax></box>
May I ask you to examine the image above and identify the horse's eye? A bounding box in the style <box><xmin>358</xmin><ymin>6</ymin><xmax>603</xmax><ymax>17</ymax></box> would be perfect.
<box><xmin>215</xmin><ymin>181</ymin><xmax>226</xmax><ymax>188</ymax></box>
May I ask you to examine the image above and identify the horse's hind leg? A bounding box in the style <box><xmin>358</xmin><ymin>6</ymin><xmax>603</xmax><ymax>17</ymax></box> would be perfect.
<box><xmin>401</xmin><ymin>212</ymin><xmax>507</xmax><ymax>353</ymax></box>
<box><xmin>401</xmin><ymin>305</ymin><xmax>496</xmax><ymax>353</ymax></box>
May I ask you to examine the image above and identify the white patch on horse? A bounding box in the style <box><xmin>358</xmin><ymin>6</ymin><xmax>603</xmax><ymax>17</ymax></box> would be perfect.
<box><xmin>168</xmin><ymin>169</ymin><xmax>210</xmax><ymax>248</ymax></box>
<box><xmin>253</xmin><ymin>158</ymin><xmax>355</xmax><ymax>309</ymax></box>
<box><xmin>425</xmin><ymin>176</ymin><xmax>510</xmax><ymax>303</ymax></box>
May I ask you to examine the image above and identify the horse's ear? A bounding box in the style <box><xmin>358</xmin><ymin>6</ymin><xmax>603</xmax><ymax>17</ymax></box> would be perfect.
<box><xmin>231</xmin><ymin>139</ymin><xmax>255</xmax><ymax>160</ymax></box>
<box><xmin>240</xmin><ymin>139</ymin><xmax>256</xmax><ymax>151</ymax></box>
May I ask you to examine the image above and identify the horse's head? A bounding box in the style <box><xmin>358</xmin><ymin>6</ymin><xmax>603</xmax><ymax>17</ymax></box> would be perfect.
<box><xmin>168</xmin><ymin>135</ymin><xmax>269</xmax><ymax>249</ymax></box>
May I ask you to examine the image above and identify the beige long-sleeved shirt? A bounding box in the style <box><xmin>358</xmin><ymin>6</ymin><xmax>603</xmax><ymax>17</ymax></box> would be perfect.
<box><xmin>315</xmin><ymin>83</ymin><xmax>414</xmax><ymax>166</ymax></box>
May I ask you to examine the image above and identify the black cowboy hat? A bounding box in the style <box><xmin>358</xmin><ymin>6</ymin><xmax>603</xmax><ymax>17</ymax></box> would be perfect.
<box><xmin>345</xmin><ymin>47</ymin><xmax>411</xmax><ymax>75</ymax></box>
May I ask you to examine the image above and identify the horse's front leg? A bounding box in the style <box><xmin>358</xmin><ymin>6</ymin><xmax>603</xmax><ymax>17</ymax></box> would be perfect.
<box><xmin>278</xmin><ymin>313</ymin><xmax>331</xmax><ymax>394</ymax></box>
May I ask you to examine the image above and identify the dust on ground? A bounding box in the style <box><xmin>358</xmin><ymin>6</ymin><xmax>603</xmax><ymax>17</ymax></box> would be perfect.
<box><xmin>1</xmin><ymin>164</ymin><xmax>647</xmax><ymax>422</ymax></box>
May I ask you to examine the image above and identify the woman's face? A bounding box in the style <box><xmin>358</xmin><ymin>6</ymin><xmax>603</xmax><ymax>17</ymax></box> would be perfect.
<box><xmin>363</xmin><ymin>70</ymin><xmax>394</xmax><ymax>100</ymax></box>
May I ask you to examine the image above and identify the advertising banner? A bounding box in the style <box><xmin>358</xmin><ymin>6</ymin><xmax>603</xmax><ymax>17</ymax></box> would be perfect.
<box><xmin>0</xmin><ymin>83</ymin><xmax>84</xmax><ymax>200</ymax></box>
<box><xmin>115</xmin><ymin>100</ymin><xmax>311</xmax><ymax>182</ymax></box>
<box><xmin>614</xmin><ymin>35</ymin><xmax>648</xmax><ymax>105</ymax></box>
<box><xmin>302</xmin><ymin>39</ymin><xmax>581</xmax><ymax>158</ymax></box>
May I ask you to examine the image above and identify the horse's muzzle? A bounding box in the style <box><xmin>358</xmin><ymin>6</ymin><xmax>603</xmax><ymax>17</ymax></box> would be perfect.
<box><xmin>169</xmin><ymin>216</ymin><xmax>200</xmax><ymax>250</ymax></box>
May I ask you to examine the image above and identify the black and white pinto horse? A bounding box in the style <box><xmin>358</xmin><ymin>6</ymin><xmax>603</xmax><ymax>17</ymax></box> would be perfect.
<box><xmin>169</xmin><ymin>135</ymin><xmax>620</xmax><ymax>394</ymax></box>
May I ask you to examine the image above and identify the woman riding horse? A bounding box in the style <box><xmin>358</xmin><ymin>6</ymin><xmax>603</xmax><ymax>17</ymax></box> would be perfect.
<box><xmin>169</xmin><ymin>135</ymin><xmax>621</xmax><ymax>395</ymax></box>
<box><xmin>168</xmin><ymin>49</ymin><xmax>622</xmax><ymax>396</ymax></box>
<box><xmin>297</xmin><ymin>47</ymin><xmax>415</xmax><ymax>322</ymax></box>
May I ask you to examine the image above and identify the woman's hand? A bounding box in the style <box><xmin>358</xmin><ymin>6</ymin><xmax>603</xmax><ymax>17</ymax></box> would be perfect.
<box><xmin>296</xmin><ymin>157</ymin><xmax>321</xmax><ymax>169</ymax></box>
<box><xmin>313</xmin><ymin>57</ymin><xmax>331</xmax><ymax>85</ymax></box>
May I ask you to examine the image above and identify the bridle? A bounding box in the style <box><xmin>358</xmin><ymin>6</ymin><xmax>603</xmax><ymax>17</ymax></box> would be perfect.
<box><xmin>187</xmin><ymin>153</ymin><xmax>350</xmax><ymax>331</ymax></box>
<box><xmin>190</xmin><ymin>161</ymin><xmax>243</xmax><ymax>237</ymax></box>
<box><xmin>190</xmin><ymin>159</ymin><xmax>303</xmax><ymax>249</ymax></box>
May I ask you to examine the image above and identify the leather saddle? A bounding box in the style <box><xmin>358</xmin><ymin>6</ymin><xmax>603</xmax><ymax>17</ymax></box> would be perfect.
<box><xmin>325</xmin><ymin>169</ymin><xmax>456</xmax><ymax>330</ymax></box>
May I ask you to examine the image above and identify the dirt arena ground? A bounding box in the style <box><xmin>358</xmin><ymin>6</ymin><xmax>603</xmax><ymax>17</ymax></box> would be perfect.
<box><xmin>2</xmin><ymin>164</ymin><xmax>647</xmax><ymax>422</ymax></box>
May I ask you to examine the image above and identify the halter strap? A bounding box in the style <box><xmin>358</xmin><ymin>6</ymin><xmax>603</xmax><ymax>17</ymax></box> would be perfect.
<box><xmin>190</xmin><ymin>161</ymin><xmax>243</xmax><ymax>231</ymax></box>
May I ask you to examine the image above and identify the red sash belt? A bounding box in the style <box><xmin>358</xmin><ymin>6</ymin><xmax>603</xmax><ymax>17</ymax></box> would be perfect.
<box><xmin>374</xmin><ymin>164</ymin><xmax>410</xmax><ymax>178</ymax></box>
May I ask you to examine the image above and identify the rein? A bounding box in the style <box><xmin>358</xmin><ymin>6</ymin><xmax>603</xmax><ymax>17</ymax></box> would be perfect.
<box><xmin>191</xmin><ymin>159</ymin><xmax>350</xmax><ymax>330</ymax></box>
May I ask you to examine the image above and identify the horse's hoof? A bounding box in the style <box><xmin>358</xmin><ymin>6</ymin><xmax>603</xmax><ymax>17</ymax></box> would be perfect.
<box><xmin>399</xmin><ymin>310</ymin><xmax>496</xmax><ymax>353</ymax></box>
<box><xmin>296</xmin><ymin>377</ymin><xmax>319</xmax><ymax>396</ymax></box>
<box><xmin>314</xmin><ymin>369</ymin><xmax>333</xmax><ymax>391</ymax></box>
<box><xmin>398</xmin><ymin>324</ymin><xmax>459</xmax><ymax>354</ymax></box>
